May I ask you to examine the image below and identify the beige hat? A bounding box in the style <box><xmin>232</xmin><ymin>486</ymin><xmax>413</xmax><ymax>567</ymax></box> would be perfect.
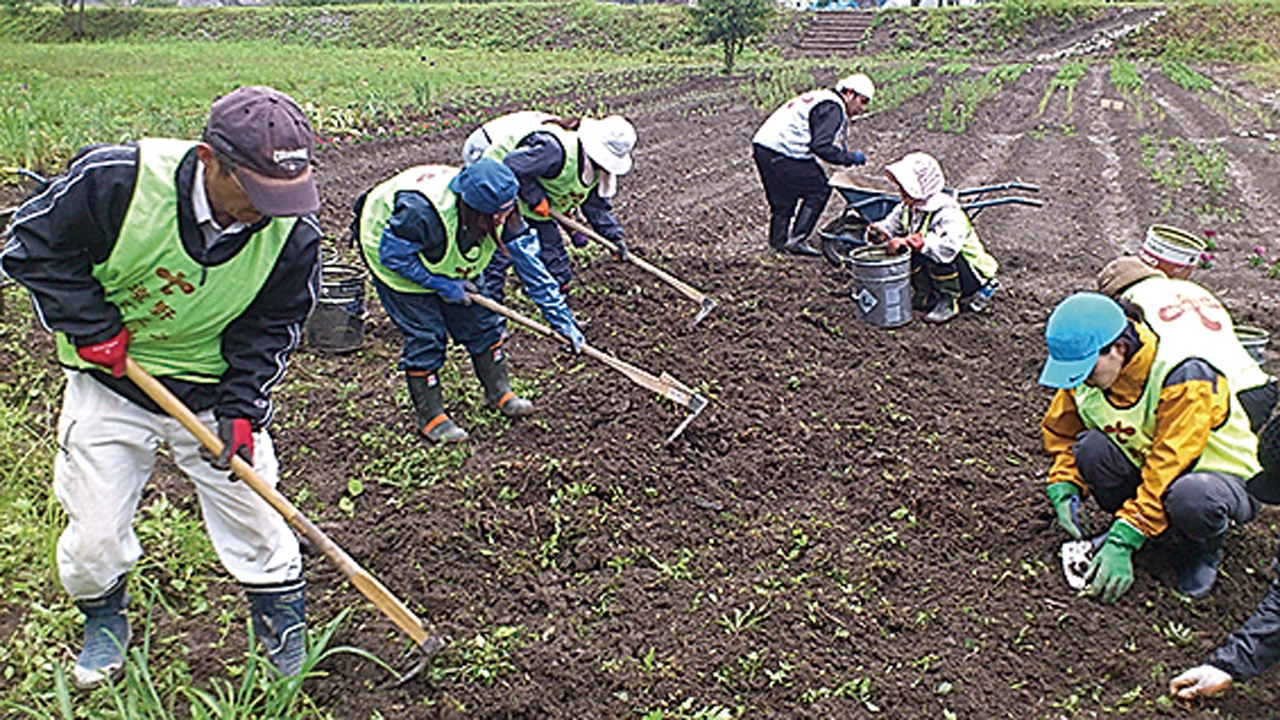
<box><xmin>579</xmin><ymin>115</ymin><xmax>635</xmax><ymax>177</ymax></box>
<box><xmin>1097</xmin><ymin>256</ymin><xmax>1165</xmax><ymax>297</ymax></box>
<box><xmin>885</xmin><ymin>152</ymin><xmax>951</xmax><ymax>211</ymax></box>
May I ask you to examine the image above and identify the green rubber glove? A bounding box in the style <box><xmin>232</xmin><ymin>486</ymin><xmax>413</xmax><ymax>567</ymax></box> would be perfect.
<box><xmin>1046</xmin><ymin>482</ymin><xmax>1085</xmax><ymax>540</ymax></box>
<box><xmin>1085</xmin><ymin>519</ymin><xmax>1146</xmax><ymax>603</ymax></box>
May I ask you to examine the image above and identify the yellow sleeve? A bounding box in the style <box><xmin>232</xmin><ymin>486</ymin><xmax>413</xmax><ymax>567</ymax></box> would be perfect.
<box><xmin>1116</xmin><ymin>373</ymin><xmax>1226</xmax><ymax>536</ymax></box>
<box><xmin>1042</xmin><ymin>389</ymin><xmax>1088</xmax><ymax>493</ymax></box>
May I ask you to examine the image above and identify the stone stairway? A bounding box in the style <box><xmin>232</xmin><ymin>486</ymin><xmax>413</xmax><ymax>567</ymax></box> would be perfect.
<box><xmin>797</xmin><ymin>10</ymin><xmax>875</xmax><ymax>56</ymax></box>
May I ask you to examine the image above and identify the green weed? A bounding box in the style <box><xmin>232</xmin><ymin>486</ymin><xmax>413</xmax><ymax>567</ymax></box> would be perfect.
<box><xmin>1109</xmin><ymin>57</ymin><xmax>1142</xmax><ymax>94</ymax></box>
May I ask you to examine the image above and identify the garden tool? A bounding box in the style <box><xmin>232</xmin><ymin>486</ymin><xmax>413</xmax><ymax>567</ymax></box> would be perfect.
<box><xmin>123</xmin><ymin>358</ymin><xmax>446</xmax><ymax>681</ymax></box>
<box><xmin>468</xmin><ymin>293</ymin><xmax>708</xmax><ymax>443</ymax></box>
<box><xmin>550</xmin><ymin>209</ymin><xmax>717</xmax><ymax>326</ymax></box>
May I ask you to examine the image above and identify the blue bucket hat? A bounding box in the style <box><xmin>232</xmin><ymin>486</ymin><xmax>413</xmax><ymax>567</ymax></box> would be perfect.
<box><xmin>449</xmin><ymin>158</ymin><xmax>517</xmax><ymax>215</ymax></box>
<box><xmin>1039</xmin><ymin>292</ymin><xmax>1128</xmax><ymax>389</ymax></box>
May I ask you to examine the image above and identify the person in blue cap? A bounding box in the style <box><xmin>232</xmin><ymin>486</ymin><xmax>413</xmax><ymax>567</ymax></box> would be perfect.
<box><xmin>355</xmin><ymin>158</ymin><xmax>585</xmax><ymax>443</ymax></box>
<box><xmin>1039</xmin><ymin>292</ymin><xmax>1260</xmax><ymax>602</ymax></box>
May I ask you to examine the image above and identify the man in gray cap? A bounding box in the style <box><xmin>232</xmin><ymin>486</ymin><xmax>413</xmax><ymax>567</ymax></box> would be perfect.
<box><xmin>752</xmin><ymin>73</ymin><xmax>874</xmax><ymax>256</ymax></box>
<box><xmin>1</xmin><ymin>85</ymin><xmax>322</xmax><ymax>688</ymax></box>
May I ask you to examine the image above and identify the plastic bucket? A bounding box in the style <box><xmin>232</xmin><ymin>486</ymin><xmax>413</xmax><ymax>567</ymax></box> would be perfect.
<box><xmin>851</xmin><ymin>247</ymin><xmax>911</xmax><ymax>327</ymax></box>
<box><xmin>1236</xmin><ymin>325</ymin><xmax>1270</xmax><ymax>365</ymax></box>
<box><xmin>305</xmin><ymin>263</ymin><xmax>366</xmax><ymax>353</ymax></box>
<box><xmin>1140</xmin><ymin>224</ymin><xmax>1205</xmax><ymax>280</ymax></box>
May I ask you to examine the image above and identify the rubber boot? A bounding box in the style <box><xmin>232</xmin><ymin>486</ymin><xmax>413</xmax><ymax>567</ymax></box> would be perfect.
<box><xmin>406</xmin><ymin>370</ymin><xmax>468</xmax><ymax>443</ymax></box>
<box><xmin>1174</xmin><ymin>534</ymin><xmax>1226</xmax><ymax>598</ymax></box>
<box><xmin>471</xmin><ymin>342</ymin><xmax>534</xmax><ymax>418</ymax></box>
<box><xmin>767</xmin><ymin>213</ymin><xmax>790</xmax><ymax>252</ymax></box>
<box><xmin>782</xmin><ymin>203</ymin><xmax>823</xmax><ymax>257</ymax></box>
<box><xmin>909</xmin><ymin>265</ymin><xmax>934</xmax><ymax>311</ymax></box>
<box><xmin>924</xmin><ymin>271</ymin><xmax>962</xmax><ymax>324</ymax></box>
<box><xmin>246</xmin><ymin>580</ymin><xmax>307</xmax><ymax>677</ymax></box>
<box><xmin>73</xmin><ymin>577</ymin><xmax>130</xmax><ymax>690</ymax></box>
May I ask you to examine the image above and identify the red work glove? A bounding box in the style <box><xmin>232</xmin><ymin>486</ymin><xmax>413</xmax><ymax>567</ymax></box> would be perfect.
<box><xmin>76</xmin><ymin>327</ymin><xmax>130</xmax><ymax>378</ymax></box>
<box><xmin>886</xmin><ymin>233</ymin><xmax>924</xmax><ymax>255</ymax></box>
<box><xmin>201</xmin><ymin>418</ymin><xmax>254</xmax><ymax>471</ymax></box>
<box><xmin>532</xmin><ymin>198</ymin><xmax>551</xmax><ymax>218</ymax></box>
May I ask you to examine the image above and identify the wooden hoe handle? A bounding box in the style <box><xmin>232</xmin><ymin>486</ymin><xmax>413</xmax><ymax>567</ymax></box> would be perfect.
<box><xmin>124</xmin><ymin>358</ymin><xmax>435</xmax><ymax>648</ymax></box>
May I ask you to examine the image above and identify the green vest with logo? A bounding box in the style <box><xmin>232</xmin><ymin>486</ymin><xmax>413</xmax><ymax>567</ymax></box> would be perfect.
<box><xmin>358</xmin><ymin>164</ymin><xmax>496</xmax><ymax>294</ymax></box>
<box><xmin>55</xmin><ymin>138</ymin><xmax>292</xmax><ymax>382</ymax></box>
<box><xmin>482</xmin><ymin>122</ymin><xmax>594</xmax><ymax>221</ymax></box>
<box><xmin>1074</xmin><ymin>328</ymin><xmax>1260</xmax><ymax>478</ymax></box>
<box><xmin>905</xmin><ymin>206</ymin><xmax>998</xmax><ymax>279</ymax></box>
<box><xmin>1122</xmin><ymin>276</ymin><xmax>1268</xmax><ymax>391</ymax></box>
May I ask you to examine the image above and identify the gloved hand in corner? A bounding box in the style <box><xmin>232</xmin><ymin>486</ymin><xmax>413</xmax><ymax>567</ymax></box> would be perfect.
<box><xmin>76</xmin><ymin>327</ymin><xmax>130</xmax><ymax>378</ymax></box>
<box><xmin>201</xmin><ymin>417</ymin><xmax>254</xmax><ymax>471</ymax></box>
<box><xmin>423</xmin><ymin>274</ymin><xmax>477</xmax><ymax>306</ymax></box>
<box><xmin>1046</xmin><ymin>482</ymin><xmax>1086</xmax><ymax>540</ymax></box>
<box><xmin>885</xmin><ymin>233</ymin><xmax>924</xmax><ymax>255</ymax></box>
<box><xmin>531</xmin><ymin>198</ymin><xmax>551</xmax><ymax>218</ymax></box>
<box><xmin>1085</xmin><ymin>519</ymin><xmax>1145</xmax><ymax>604</ymax></box>
<box><xmin>1170</xmin><ymin>665</ymin><xmax>1234</xmax><ymax>700</ymax></box>
<box><xmin>570</xmin><ymin>231</ymin><xmax>590</xmax><ymax>249</ymax></box>
<box><xmin>558</xmin><ymin>322</ymin><xmax>585</xmax><ymax>354</ymax></box>
<box><xmin>850</xmin><ymin>151</ymin><xmax>867</xmax><ymax>166</ymax></box>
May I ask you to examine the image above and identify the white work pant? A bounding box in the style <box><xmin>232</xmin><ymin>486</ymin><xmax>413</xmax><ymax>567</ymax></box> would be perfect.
<box><xmin>54</xmin><ymin>371</ymin><xmax>301</xmax><ymax>600</ymax></box>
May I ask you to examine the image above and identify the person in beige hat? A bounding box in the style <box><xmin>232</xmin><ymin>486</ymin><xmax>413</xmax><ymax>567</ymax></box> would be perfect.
<box><xmin>751</xmin><ymin>73</ymin><xmax>874</xmax><ymax>256</ymax></box>
<box><xmin>464</xmin><ymin>111</ymin><xmax>636</xmax><ymax>304</ymax></box>
<box><xmin>866</xmin><ymin>152</ymin><xmax>999</xmax><ymax>323</ymax></box>
<box><xmin>0</xmin><ymin>85</ymin><xmax>321</xmax><ymax>688</ymax></box>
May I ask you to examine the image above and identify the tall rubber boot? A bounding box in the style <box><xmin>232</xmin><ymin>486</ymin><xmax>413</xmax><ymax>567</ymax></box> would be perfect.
<box><xmin>910</xmin><ymin>264</ymin><xmax>934</xmax><ymax>311</ymax></box>
<box><xmin>767</xmin><ymin>212</ymin><xmax>790</xmax><ymax>252</ymax></box>
<box><xmin>73</xmin><ymin>577</ymin><xmax>130</xmax><ymax>689</ymax></box>
<box><xmin>471</xmin><ymin>342</ymin><xmax>534</xmax><ymax>418</ymax></box>
<box><xmin>1174</xmin><ymin>534</ymin><xmax>1225</xmax><ymax>598</ymax></box>
<box><xmin>246</xmin><ymin>579</ymin><xmax>307</xmax><ymax>677</ymax></box>
<box><xmin>924</xmin><ymin>270</ymin><xmax>962</xmax><ymax>323</ymax></box>
<box><xmin>406</xmin><ymin>370</ymin><xmax>468</xmax><ymax>443</ymax></box>
<box><xmin>782</xmin><ymin>203</ymin><xmax>823</xmax><ymax>257</ymax></box>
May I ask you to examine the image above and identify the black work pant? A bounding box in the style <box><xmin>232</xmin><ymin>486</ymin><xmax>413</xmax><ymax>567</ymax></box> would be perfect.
<box><xmin>753</xmin><ymin>144</ymin><xmax>831</xmax><ymax>241</ymax></box>
<box><xmin>1073</xmin><ymin>429</ymin><xmax>1258</xmax><ymax>541</ymax></box>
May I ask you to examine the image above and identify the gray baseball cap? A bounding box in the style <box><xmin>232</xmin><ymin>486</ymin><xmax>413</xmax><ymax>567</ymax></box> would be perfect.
<box><xmin>203</xmin><ymin>86</ymin><xmax>320</xmax><ymax>217</ymax></box>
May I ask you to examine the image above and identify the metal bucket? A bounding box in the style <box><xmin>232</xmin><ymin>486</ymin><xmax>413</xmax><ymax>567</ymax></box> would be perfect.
<box><xmin>305</xmin><ymin>263</ymin><xmax>366</xmax><ymax>353</ymax></box>
<box><xmin>1236</xmin><ymin>325</ymin><xmax>1270</xmax><ymax>365</ymax></box>
<box><xmin>1141</xmin><ymin>224</ymin><xmax>1205</xmax><ymax>280</ymax></box>
<box><xmin>851</xmin><ymin>247</ymin><xmax>911</xmax><ymax>327</ymax></box>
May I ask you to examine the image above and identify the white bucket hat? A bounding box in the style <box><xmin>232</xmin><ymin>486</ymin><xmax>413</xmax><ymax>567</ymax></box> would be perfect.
<box><xmin>579</xmin><ymin>115</ymin><xmax>635</xmax><ymax>177</ymax></box>
<box><xmin>885</xmin><ymin>152</ymin><xmax>948</xmax><ymax>210</ymax></box>
<box><xmin>836</xmin><ymin>73</ymin><xmax>875</xmax><ymax>101</ymax></box>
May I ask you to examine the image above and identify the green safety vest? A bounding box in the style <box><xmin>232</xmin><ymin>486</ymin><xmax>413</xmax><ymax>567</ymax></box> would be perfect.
<box><xmin>1075</xmin><ymin>328</ymin><xmax>1261</xmax><ymax>478</ymax></box>
<box><xmin>1122</xmin><ymin>276</ymin><xmax>1268</xmax><ymax>391</ymax></box>
<box><xmin>358</xmin><ymin>164</ymin><xmax>496</xmax><ymax>294</ymax></box>
<box><xmin>55</xmin><ymin>138</ymin><xmax>291</xmax><ymax>382</ymax></box>
<box><xmin>905</xmin><ymin>206</ymin><xmax>998</xmax><ymax>279</ymax></box>
<box><xmin>481</xmin><ymin>122</ymin><xmax>594</xmax><ymax>221</ymax></box>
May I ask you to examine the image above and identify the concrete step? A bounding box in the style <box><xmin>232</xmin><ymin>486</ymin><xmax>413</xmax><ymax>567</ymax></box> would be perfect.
<box><xmin>797</xmin><ymin>10</ymin><xmax>875</xmax><ymax>55</ymax></box>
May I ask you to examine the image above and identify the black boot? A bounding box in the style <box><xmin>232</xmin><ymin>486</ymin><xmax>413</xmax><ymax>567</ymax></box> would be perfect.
<box><xmin>767</xmin><ymin>212</ymin><xmax>790</xmax><ymax>252</ymax></box>
<box><xmin>1174</xmin><ymin>534</ymin><xmax>1226</xmax><ymax>598</ymax></box>
<box><xmin>924</xmin><ymin>271</ymin><xmax>962</xmax><ymax>323</ymax></box>
<box><xmin>910</xmin><ymin>265</ymin><xmax>934</xmax><ymax>311</ymax></box>
<box><xmin>246</xmin><ymin>580</ymin><xmax>307</xmax><ymax>677</ymax></box>
<box><xmin>471</xmin><ymin>342</ymin><xmax>534</xmax><ymax>418</ymax></box>
<box><xmin>406</xmin><ymin>370</ymin><xmax>468</xmax><ymax>443</ymax></box>
<box><xmin>782</xmin><ymin>203</ymin><xmax>823</xmax><ymax>257</ymax></box>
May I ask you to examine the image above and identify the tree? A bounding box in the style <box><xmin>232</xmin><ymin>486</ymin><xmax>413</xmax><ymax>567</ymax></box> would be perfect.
<box><xmin>687</xmin><ymin>0</ymin><xmax>775</xmax><ymax>74</ymax></box>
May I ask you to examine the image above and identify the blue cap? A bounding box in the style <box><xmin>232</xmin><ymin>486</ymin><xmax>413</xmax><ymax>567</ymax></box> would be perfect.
<box><xmin>1039</xmin><ymin>292</ymin><xmax>1128</xmax><ymax>389</ymax></box>
<box><xmin>449</xmin><ymin>158</ymin><xmax>517</xmax><ymax>215</ymax></box>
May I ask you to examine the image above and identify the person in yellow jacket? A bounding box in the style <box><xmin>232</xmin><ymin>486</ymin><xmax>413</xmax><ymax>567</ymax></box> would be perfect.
<box><xmin>1039</xmin><ymin>292</ymin><xmax>1259</xmax><ymax>602</ymax></box>
<box><xmin>867</xmin><ymin>152</ymin><xmax>998</xmax><ymax>323</ymax></box>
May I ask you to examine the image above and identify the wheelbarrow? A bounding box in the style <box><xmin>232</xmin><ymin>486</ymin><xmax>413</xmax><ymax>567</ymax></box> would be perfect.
<box><xmin>819</xmin><ymin>170</ymin><xmax>1043</xmax><ymax>270</ymax></box>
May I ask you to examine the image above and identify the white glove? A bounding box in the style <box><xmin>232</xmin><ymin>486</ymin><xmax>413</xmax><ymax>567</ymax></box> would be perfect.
<box><xmin>1170</xmin><ymin>664</ymin><xmax>1233</xmax><ymax>700</ymax></box>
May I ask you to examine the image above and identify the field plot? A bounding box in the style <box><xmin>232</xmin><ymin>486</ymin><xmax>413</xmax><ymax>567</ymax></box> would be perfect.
<box><xmin>4</xmin><ymin>12</ymin><xmax>1280</xmax><ymax>720</ymax></box>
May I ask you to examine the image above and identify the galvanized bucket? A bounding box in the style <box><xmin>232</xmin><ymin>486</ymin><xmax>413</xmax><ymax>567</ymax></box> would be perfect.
<box><xmin>1236</xmin><ymin>325</ymin><xmax>1270</xmax><ymax>366</ymax></box>
<box><xmin>851</xmin><ymin>247</ymin><xmax>911</xmax><ymax>328</ymax></box>
<box><xmin>305</xmin><ymin>263</ymin><xmax>367</xmax><ymax>353</ymax></box>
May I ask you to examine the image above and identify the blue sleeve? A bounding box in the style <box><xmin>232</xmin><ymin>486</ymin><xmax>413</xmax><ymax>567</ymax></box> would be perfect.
<box><xmin>1209</xmin><ymin>578</ymin><xmax>1280</xmax><ymax>680</ymax></box>
<box><xmin>378</xmin><ymin>191</ymin><xmax>448</xmax><ymax>288</ymax></box>
<box><xmin>581</xmin><ymin>188</ymin><xmax>623</xmax><ymax>241</ymax></box>
<box><xmin>505</xmin><ymin>228</ymin><xmax>578</xmax><ymax>336</ymax></box>
<box><xmin>503</xmin><ymin>132</ymin><xmax>564</xmax><ymax>210</ymax></box>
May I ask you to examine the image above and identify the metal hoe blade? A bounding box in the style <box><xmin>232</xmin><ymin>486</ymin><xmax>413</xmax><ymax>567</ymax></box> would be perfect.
<box><xmin>665</xmin><ymin>393</ymin><xmax>708</xmax><ymax>444</ymax></box>
<box><xmin>395</xmin><ymin>634</ymin><xmax>449</xmax><ymax>686</ymax></box>
<box><xmin>691</xmin><ymin>297</ymin><xmax>717</xmax><ymax>327</ymax></box>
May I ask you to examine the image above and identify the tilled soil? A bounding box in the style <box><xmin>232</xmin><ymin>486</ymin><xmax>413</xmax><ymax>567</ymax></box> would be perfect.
<box><xmin>5</xmin><ymin>45</ymin><xmax>1280</xmax><ymax>720</ymax></box>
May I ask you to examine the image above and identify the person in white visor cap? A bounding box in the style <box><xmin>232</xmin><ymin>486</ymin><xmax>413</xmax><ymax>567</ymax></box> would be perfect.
<box><xmin>866</xmin><ymin>152</ymin><xmax>999</xmax><ymax>323</ymax></box>
<box><xmin>464</xmin><ymin>111</ymin><xmax>637</xmax><ymax>304</ymax></box>
<box><xmin>752</xmin><ymin>73</ymin><xmax>874</xmax><ymax>257</ymax></box>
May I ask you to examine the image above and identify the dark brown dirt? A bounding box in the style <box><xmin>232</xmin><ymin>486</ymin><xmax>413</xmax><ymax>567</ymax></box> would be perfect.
<box><xmin>5</xmin><ymin>54</ymin><xmax>1280</xmax><ymax>720</ymax></box>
